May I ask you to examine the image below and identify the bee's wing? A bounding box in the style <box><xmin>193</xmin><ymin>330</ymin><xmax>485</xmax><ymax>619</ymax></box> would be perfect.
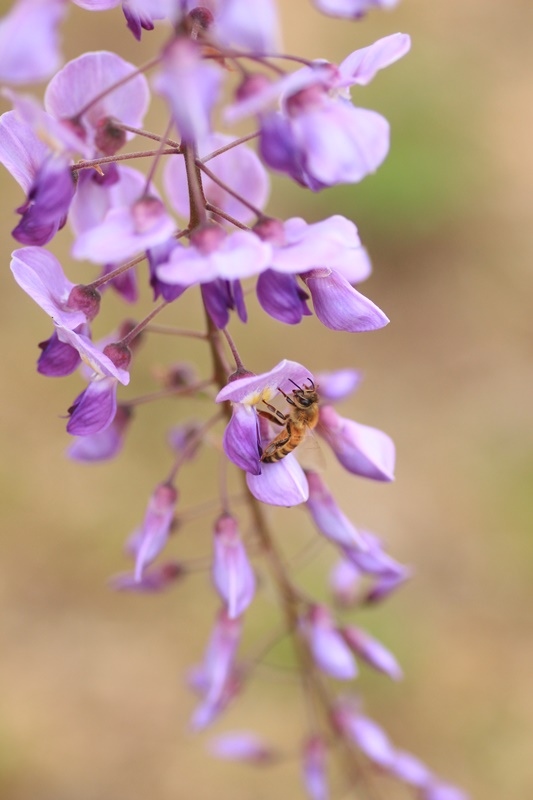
<box><xmin>297</xmin><ymin>425</ymin><xmax>327</xmax><ymax>473</ymax></box>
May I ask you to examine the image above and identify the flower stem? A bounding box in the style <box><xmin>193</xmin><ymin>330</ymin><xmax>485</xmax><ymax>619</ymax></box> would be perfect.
<box><xmin>71</xmin><ymin>148</ymin><xmax>179</xmax><ymax>172</ymax></box>
<box><xmin>198</xmin><ymin>160</ymin><xmax>264</xmax><ymax>218</ymax></box>
<box><xmin>201</xmin><ymin>132</ymin><xmax>260</xmax><ymax>164</ymax></box>
<box><xmin>121</xmin><ymin>301</ymin><xmax>168</xmax><ymax>347</ymax></box>
<box><xmin>115</xmin><ymin>123</ymin><xmax>181</xmax><ymax>149</ymax></box>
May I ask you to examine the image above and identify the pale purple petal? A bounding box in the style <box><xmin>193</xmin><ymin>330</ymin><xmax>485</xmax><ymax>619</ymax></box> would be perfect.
<box><xmin>110</xmin><ymin>562</ymin><xmax>183</xmax><ymax>593</ymax></box>
<box><xmin>319</xmin><ymin>406</ymin><xmax>395</xmax><ymax>480</ymax></box>
<box><xmin>45</xmin><ymin>51</ymin><xmax>150</xmax><ymax>146</ymax></box>
<box><xmin>71</xmin><ymin>0</ymin><xmax>120</xmax><ymax>8</ymax></box>
<box><xmin>302</xmin><ymin>736</ymin><xmax>329</xmax><ymax>800</ymax></box>
<box><xmin>390</xmin><ymin>751</ymin><xmax>431</xmax><ymax>787</ymax></box>
<box><xmin>330</xmin><ymin>558</ymin><xmax>361</xmax><ymax>607</ymax></box>
<box><xmin>67</xmin><ymin>377</ymin><xmax>118</xmax><ymax>436</ymax></box>
<box><xmin>293</xmin><ymin>102</ymin><xmax>390</xmax><ymax>187</ymax></box>
<box><xmin>223</xmin><ymin>403</ymin><xmax>262</xmax><ymax>475</ymax></box>
<box><xmin>315</xmin><ymin>369</ymin><xmax>362</xmax><ymax>403</ymax></box>
<box><xmin>0</xmin><ymin>0</ymin><xmax>65</xmax><ymax>84</ymax></box>
<box><xmin>164</xmin><ymin>133</ymin><xmax>269</xmax><ymax>225</ymax></box>
<box><xmin>247</xmin><ymin>454</ymin><xmax>309</xmax><ymax>507</ymax></box>
<box><xmin>216</xmin><ymin>358</ymin><xmax>312</xmax><ymax>405</ymax></box>
<box><xmin>215</xmin><ymin>0</ymin><xmax>280</xmax><ymax>52</ymax></box>
<box><xmin>267</xmin><ymin>216</ymin><xmax>368</xmax><ymax>277</ymax></box>
<box><xmin>423</xmin><ymin>783</ymin><xmax>471</xmax><ymax>800</ymax></box>
<box><xmin>338</xmin><ymin>34</ymin><xmax>411</xmax><ymax>87</ymax></box>
<box><xmin>342</xmin><ymin>626</ymin><xmax>403</xmax><ymax>680</ymax></box>
<box><xmin>56</xmin><ymin>326</ymin><xmax>130</xmax><ymax>384</ymax></box>
<box><xmin>212</xmin><ymin>515</ymin><xmax>256</xmax><ymax>618</ymax></box>
<box><xmin>156</xmin><ymin>229</ymin><xmax>270</xmax><ymax>285</ymax></box>
<box><xmin>303</xmin><ymin>268</ymin><xmax>389</xmax><ymax>332</ymax></box>
<box><xmin>72</xmin><ymin>200</ymin><xmax>176</xmax><ymax>264</ymax></box>
<box><xmin>340</xmin><ymin>712</ymin><xmax>395</xmax><ymax>767</ymax></box>
<box><xmin>154</xmin><ymin>38</ymin><xmax>221</xmax><ymax>144</ymax></box>
<box><xmin>134</xmin><ymin>483</ymin><xmax>178</xmax><ymax>580</ymax></box>
<box><xmin>305</xmin><ymin>605</ymin><xmax>357</xmax><ymax>680</ymax></box>
<box><xmin>0</xmin><ymin>111</ymin><xmax>48</xmax><ymax>192</ymax></box>
<box><xmin>306</xmin><ymin>471</ymin><xmax>367</xmax><ymax>549</ymax></box>
<box><xmin>313</xmin><ymin>0</ymin><xmax>399</xmax><ymax>18</ymax></box>
<box><xmin>10</xmin><ymin>247</ymin><xmax>86</xmax><ymax>329</ymax></box>
<box><xmin>70</xmin><ymin>164</ymin><xmax>146</xmax><ymax>235</ymax></box>
<box><xmin>209</xmin><ymin>731</ymin><xmax>276</xmax><ymax>764</ymax></box>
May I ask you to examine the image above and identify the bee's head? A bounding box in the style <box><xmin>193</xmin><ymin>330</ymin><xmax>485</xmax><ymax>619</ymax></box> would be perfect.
<box><xmin>288</xmin><ymin>378</ymin><xmax>318</xmax><ymax>409</ymax></box>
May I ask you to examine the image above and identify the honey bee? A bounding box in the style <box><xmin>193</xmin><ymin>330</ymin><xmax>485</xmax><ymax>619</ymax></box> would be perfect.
<box><xmin>258</xmin><ymin>378</ymin><xmax>319</xmax><ymax>463</ymax></box>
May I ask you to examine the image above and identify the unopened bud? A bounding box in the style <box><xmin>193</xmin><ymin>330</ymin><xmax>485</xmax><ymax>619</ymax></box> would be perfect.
<box><xmin>94</xmin><ymin>116</ymin><xmax>127</xmax><ymax>156</ymax></box>
<box><xmin>253</xmin><ymin>217</ymin><xmax>285</xmax><ymax>246</ymax></box>
<box><xmin>103</xmin><ymin>341</ymin><xmax>132</xmax><ymax>370</ymax></box>
<box><xmin>67</xmin><ymin>284</ymin><xmax>101</xmax><ymax>321</ymax></box>
<box><xmin>131</xmin><ymin>195</ymin><xmax>167</xmax><ymax>234</ymax></box>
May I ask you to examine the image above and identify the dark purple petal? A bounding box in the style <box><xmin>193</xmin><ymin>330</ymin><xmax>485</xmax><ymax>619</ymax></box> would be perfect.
<box><xmin>259</xmin><ymin>111</ymin><xmax>307</xmax><ymax>186</ymax></box>
<box><xmin>38</xmin><ymin>330</ymin><xmax>81</xmax><ymax>376</ymax></box>
<box><xmin>231</xmin><ymin>280</ymin><xmax>247</xmax><ymax>323</ymax></box>
<box><xmin>101</xmin><ymin>262</ymin><xmax>138</xmax><ymax>303</ymax></box>
<box><xmin>13</xmin><ymin>156</ymin><xmax>75</xmax><ymax>246</ymax></box>
<box><xmin>256</xmin><ymin>270</ymin><xmax>311</xmax><ymax>324</ymax></box>
<box><xmin>121</xmin><ymin>0</ymin><xmax>171</xmax><ymax>39</ymax></box>
<box><xmin>223</xmin><ymin>403</ymin><xmax>262</xmax><ymax>475</ymax></box>
<box><xmin>201</xmin><ymin>280</ymin><xmax>231</xmax><ymax>329</ymax></box>
<box><xmin>148</xmin><ymin>239</ymin><xmax>187</xmax><ymax>302</ymax></box>
<box><xmin>67</xmin><ymin>377</ymin><xmax>118</xmax><ymax>436</ymax></box>
<box><xmin>68</xmin><ymin>404</ymin><xmax>132</xmax><ymax>461</ymax></box>
<box><xmin>303</xmin><ymin>268</ymin><xmax>389</xmax><ymax>332</ymax></box>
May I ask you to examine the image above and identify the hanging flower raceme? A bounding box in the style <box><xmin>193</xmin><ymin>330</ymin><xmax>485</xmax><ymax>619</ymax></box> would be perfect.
<box><xmin>212</xmin><ymin>514</ymin><xmax>256</xmax><ymax>618</ymax></box>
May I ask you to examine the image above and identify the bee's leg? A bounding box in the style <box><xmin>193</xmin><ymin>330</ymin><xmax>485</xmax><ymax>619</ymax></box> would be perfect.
<box><xmin>260</xmin><ymin>429</ymin><xmax>292</xmax><ymax>461</ymax></box>
<box><xmin>258</xmin><ymin>408</ymin><xmax>287</xmax><ymax>427</ymax></box>
<box><xmin>277</xmin><ymin>387</ymin><xmax>296</xmax><ymax>406</ymax></box>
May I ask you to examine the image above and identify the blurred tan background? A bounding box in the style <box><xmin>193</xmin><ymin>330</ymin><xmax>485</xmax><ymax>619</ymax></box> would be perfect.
<box><xmin>1</xmin><ymin>0</ymin><xmax>533</xmax><ymax>798</ymax></box>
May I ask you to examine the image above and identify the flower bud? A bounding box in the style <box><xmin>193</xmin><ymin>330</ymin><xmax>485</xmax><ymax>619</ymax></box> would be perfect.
<box><xmin>302</xmin><ymin>736</ymin><xmax>329</xmax><ymax>800</ymax></box>
<box><xmin>212</xmin><ymin>515</ymin><xmax>256</xmax><ymax>618</ymax></box>
<box><xmin>67</xmin><ymin>284</ymin><xmax>101</xmax><ymax>321</ymax></box>
<box><xmin>94</xmin><ymin>116</ymin><xmax>127</xmax><ymax>156</ymax></box>
<box><xmin>303</xmin><ymin>605</ymin><xmax>357</xmax><ymax>680</ymax></box>
<box><xmin>103</xmin><ymin>341</ymin><xmax>132</xmax><ymax>370</ymax></box>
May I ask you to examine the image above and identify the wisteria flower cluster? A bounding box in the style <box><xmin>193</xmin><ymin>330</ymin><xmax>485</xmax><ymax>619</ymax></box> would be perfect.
<box><xmin>0</xmin><ymin>0</ymin><xmax>468</xmax><ymax>798</ymax></box>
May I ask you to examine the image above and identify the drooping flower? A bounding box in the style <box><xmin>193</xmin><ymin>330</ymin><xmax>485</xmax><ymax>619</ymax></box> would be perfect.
<box><xmin>189</xmin><ymin>609</ymin><xmax>243</xmax><ymax>730</ymax></box>
<box><xmin>110</xmin><ymin>561</ymin><xmax>183</xmax><ymax>592</ymax></box>
<box><xmin>68</xmin><ymin>404</ymin><xmax>133</xmax><ymax>461</ymax></box>
<box><xmin>303</xmin><ymin>605</ymin><xmax>358</xmax><ymax>680</ymax></box>
<box><xmin>130</xmin><ymin>482</ymin><xmax>178</xmax><ymax>581</ymax></box>
<box><xmin>318</xmin><ymin>405</ymin><xmax>395</xmax><ymax>480</ymax></box>
<box><xmin>209</xmin><ymin>731</ymin><xmax>277</xmax><ymax>764</ymax></box>
<box><xmin>341</xmin><ymin>625</ymin><xmax>403</xmax><ymax>680</ymax></box>
<box><xmin>212</xmin><ymin>514</ymin><xmax>256</xmax><ymax>618</ymax></box>
<box><xmin>302</xmin><ymin>736</ymin><xmax>329</xmax><ymax>800</ymax></box>
<box><xmin>305</xmin><ymin>471</ymin><xmax>367</xmax><ymax>549</ymax></box>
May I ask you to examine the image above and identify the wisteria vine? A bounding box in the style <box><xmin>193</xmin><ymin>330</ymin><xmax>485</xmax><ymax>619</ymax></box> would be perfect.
<box><xmin>0</xmin><ymin>1</ymin><xmax>468</xmax><ymax>798</ymax></box>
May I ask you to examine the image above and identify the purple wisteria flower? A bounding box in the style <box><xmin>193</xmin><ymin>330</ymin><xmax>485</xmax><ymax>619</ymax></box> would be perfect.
<box><xmin>190</xmin><ymin>609</ymin><xmax>243</xmax><ymax>730</ymax></box>
<box><xmin>209</xmin><ymin>731</ymin><xmax>277</xmax><ymax>764</ymax></box>
<box><xmin>318</xmin><ymin>405</ymin><xmax>395</xmax><ymax>480</ymax></box>
<box><xmin>302</xmin><ymin>736</ymin><xmax>329</xmax><ymax>800</ymax></box>
<box><xmin>212</xmin><ymin>514</ymin><xmax>256</xmax><ymax>618</ymax></box>
<box><xmin>304</xmin><ymin>605</ymin><xmax>358</xmax><ymax>680</ymax></box>
<box><xmin>68</xmin><ymin>404</ymin><xmax>133</xmax><ymax>461</ymax></box>
<box><xmin>305</xmin><ymin>471</ymin><xmax>367</xmax><ymax>549</ymax></box>
<box><xmin>130</xmin><ymin>482</ymin><xmax>178</xmax><ymax>581</ymax></box>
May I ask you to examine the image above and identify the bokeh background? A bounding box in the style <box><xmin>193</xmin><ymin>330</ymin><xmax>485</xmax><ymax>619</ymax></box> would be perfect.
<box><xmin>1</xmin><ymin>1</ymin><xmax>533</xmax><ymax>798</ymax></box>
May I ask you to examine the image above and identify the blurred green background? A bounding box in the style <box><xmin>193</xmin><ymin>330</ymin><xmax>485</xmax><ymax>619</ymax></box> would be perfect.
<box><xmin>1</xmin><ymin>1</ymin><xmax>533</xmax><ymax>798</ymax></box>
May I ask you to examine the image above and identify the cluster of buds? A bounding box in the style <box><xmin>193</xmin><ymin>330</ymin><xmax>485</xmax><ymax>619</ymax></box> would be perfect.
<box><xmin>0</xmin><ymin>0</ymin><xmax>468</xmax><ymax>798</ymax></box>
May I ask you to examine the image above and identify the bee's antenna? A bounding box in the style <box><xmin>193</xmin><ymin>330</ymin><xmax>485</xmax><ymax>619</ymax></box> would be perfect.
<box><xmin>307</xmin><ymin>377</ymin><xmax>315</xmax><ymax>390</ymax></box>
<box><xmin>289</xmin><ymin>378</ymin><xmax>303</xmax><ymax>391</ymax></box>
<box><xmin>278</xmin><ymin>386</ymin><xmax>296</xmax><ymax>405</ymax></box>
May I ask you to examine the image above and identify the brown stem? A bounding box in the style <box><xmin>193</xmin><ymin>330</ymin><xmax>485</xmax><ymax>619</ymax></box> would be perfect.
<box><xmin>121</xmin><ymin>301</ymin><xmax>168</xmax><ymax>347</ymax></box>
<box><xmin>115</xmin><ymin>123</ymin><xmax>181</xmax><ymax>149</ymax></box>
<box><xmin>144</xmin><ymin>324</ymin><xmax>207</xmax><ymax>340</ymax></box>
<box><xmin>198</xmin><ymin>160</ymin><xmax>264</xmax><ymax>218</ymax></box>
<box><xmin>221</xmin><ymin>327</ymin><xmax>246</xmax><ymax>370</ymax></box>
<box><xmin>183</xmin><ymin>141</ymin><xmax>207</xmax><ymax>229</ymax></box>
<box><xmin>144</xmin><ymin>118</ymin><xmax>175</xmax><ymax>195</ymax></box>
<box><xmin>71</xmin><ymin>148</ymin><xmax>179</xmax><ymax>172</ymax></box>
<box><xmin>204</xmin><ymin>203</ymin><xmax>249</xmax><ymax>231</ymax></box>
<box><xmin>88</xmin><ymin>253</ymin><xmax>147</xmax><ymax>290</ymax></box>
<box><xmin>201</xmin><ymin>132</ymin><xmax>260</xmax><ymax>164</ymax></box>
